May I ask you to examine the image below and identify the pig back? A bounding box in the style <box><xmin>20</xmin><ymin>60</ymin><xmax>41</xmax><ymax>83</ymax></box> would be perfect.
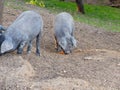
<box><xmin>6</xmin><ymin>11</ymin><xmax>43</xmax><ymax>41</ymax></box>
<box><xmin>54</xmin><ymin>12</ymin><xmax>74</xmax><ymax>38</ymax></box>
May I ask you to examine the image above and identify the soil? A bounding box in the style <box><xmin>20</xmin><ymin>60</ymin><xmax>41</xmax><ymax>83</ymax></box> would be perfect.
<box><xmin>0</xmin><ymin>1</ymin><xmax>120</xmax><ymax>90</ymax></box>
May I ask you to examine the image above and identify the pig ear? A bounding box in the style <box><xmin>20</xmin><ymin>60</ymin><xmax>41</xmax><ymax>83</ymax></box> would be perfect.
<box><xmin>1</xmin><ymin>40</ymin><xmax>13</xmax><ymax>53</ymax></box>
<box><xmin>71</xmin><ymin>36</ymin><xmax>77</xmax><ymax>47</ymax></box>
<box><xmin>59</xmin><ymin>40</ymin><xmax>64</xmax><ymax>47</ymax></box>
<box><xmin>58</xmin><ymin>38</ymin><xmax>67</xmax><ymax>50</ymax></box>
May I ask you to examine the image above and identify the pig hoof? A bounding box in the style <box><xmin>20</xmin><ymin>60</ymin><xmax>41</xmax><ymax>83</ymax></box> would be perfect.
<box><xmin>17</xmin><ymin>50</ymin><xmax>22</xmax><ymax>54</ymax></box>
<box><xmin>36</xmin><ymin>53</ymin><xmax>40</xmax><ymax>56</ymax></box>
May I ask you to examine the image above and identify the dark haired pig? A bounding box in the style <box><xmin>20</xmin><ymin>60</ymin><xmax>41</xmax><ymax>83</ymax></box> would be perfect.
<box><xmin>54</xmin><ymin>12</ymin><xmax>77</xmax><ymax>54</ymax></box>
<box><xmin>0</xmin><ymin>11</ymin><xmax>43</xmax><ymax>56</ymax></box>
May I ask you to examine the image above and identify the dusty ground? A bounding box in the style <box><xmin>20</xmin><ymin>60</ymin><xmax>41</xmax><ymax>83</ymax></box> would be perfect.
<box><xmin>0</xmin><ymin>1</ymin><xmax>120</xmax><ymax>90</ymax></box>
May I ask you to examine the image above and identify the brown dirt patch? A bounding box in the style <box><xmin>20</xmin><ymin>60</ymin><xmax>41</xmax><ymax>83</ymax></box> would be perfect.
<box><xmin>0</xmin><ymin>1</ymin><xmax>120</xmax><ymax>90</ymax></box>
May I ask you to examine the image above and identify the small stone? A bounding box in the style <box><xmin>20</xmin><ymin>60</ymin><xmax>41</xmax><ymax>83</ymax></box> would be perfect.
<box><xmin>84</xmin><ymin>56</ymin><xmax>93</xmax><ymax>60</ymax></box>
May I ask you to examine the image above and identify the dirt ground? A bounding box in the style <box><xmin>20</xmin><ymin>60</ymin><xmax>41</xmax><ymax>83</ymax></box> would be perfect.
<box><xmin>0</xmin><ymin>1</ymin><xmax>120</xmax><ymax>90</ymax></box>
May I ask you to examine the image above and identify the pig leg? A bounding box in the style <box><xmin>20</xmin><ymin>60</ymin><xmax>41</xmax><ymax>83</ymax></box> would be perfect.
<box><xmin>54</xmin><ymin>36</ymin><xmax>62</xmax><ymax>52</ymax></box>
<box><xmin>57</xmin><ymin>45</ymin><xmax>62</xmax><ymax>52</ymax></box>
<box><xmin>27</xmin><ymin>41</ymin><xmax>32</xmax><ymax>54</ymax></box>
<box><xmin>36</xmin><ymin>33</ymin><xmax>41</xmax><ymax>56</ymax></box>
<box><xmin>54</xmin><ymin>35</ymin><xmax>57</xmax><ymax>49</ymax></box>
<box><xmin>71</xmin><ymin>25</ymin><xmax>74</xmax><ymax>36</ymax></box>
<box><xmin>17</xmin><ymin>41</ymin><xmax>27</xmax><ymax>54</ymax></box>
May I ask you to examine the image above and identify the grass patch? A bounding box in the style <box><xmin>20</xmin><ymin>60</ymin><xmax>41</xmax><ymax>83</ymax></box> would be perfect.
<box><xmin>26</xmin><ymin>0</ymin><xmax>120</xmax><ymax>32</ymax></box>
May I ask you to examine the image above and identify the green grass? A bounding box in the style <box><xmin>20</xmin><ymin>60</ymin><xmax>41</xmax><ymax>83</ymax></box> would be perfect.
<box><xmin>27</xmin><ymin>0</ymin><xmax>120</xmax><ymax>32</ymax></box>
